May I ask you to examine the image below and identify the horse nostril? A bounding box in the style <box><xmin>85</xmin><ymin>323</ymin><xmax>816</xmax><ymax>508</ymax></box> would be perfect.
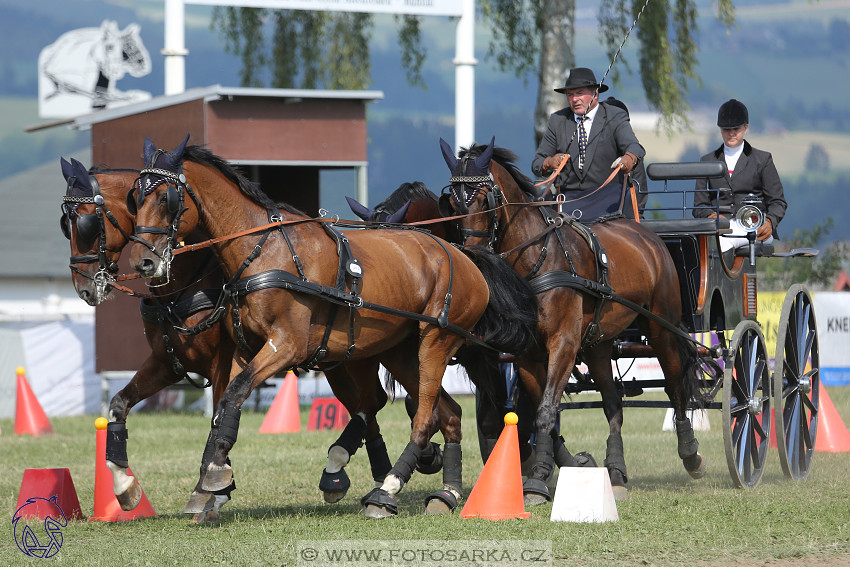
<box><xmin>138</xmin><ymin>258</ymin><xmax>156</xmax><ymax>276</ymax></box>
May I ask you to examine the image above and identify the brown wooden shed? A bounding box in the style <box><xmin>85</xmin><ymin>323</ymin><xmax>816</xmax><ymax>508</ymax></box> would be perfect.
<box><xmin>71</xmin><ymin>85</ymin><xmax>383</xmax><ymax>374</ymax></box>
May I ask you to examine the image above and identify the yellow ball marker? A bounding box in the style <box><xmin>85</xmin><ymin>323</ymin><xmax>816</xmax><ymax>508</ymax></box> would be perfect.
<box><xmin>94</xmin><ymin>417</ymin><xmax>109</xmax><ymax>430</ymax></box>
<box><xmin>504</xmin><ymin>412</ymin><xmax>519</xmax><ymax>426</ymax></box>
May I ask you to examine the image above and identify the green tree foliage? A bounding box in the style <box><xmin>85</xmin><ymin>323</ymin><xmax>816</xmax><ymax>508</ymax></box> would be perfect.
<box><xmin>758</xmin><ymin>219</ymin><xmax>849</xmax><ymax>291</ymax></box>
<box><xmin>479</xmin><ymin>0</ymin><xmax>736</xmax><ymax>142</ymax></box>
<box><xmin>211</xmin><ymin>8</ymin><xmax>424</xmax><ymax>90</ymax></box>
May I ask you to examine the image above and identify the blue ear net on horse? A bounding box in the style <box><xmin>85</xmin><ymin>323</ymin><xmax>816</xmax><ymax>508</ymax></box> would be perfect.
<box><xmin>439</xmin><ymin>136</ymin><xmax>495</xmax><ymax>214</ymax></box>
<box><xmin>345</xmin><ymin>195</ymin><xmax>373</xmax><ymax>221</ymax></box>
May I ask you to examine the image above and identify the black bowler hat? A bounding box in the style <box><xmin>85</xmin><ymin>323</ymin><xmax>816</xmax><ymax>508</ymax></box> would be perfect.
<box><xmin>554</xmin><ymin>67</ymin><xmax>609</xmax><ymax>94</ymax></box>
<box><xmin>717</xmin><ymin>99</ymin><xmax>748</xmax><ymax>128</ymax></box>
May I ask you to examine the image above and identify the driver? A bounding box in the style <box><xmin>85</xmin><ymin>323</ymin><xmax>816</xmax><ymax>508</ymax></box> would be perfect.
<box><xmin>692</xmin><ymin>99</ymin><xmax>787</xmax><ymax>251</ymax></box>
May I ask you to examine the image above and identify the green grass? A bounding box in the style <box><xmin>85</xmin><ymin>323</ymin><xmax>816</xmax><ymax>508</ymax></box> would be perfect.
<box><xmin>2</xmin><ymin>388</ymin><xmax>849</xmax><ymax>566</ymax></box>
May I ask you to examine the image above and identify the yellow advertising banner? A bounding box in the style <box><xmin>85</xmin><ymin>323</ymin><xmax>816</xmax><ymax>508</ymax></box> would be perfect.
<box><xmin>758</xmin><ymin>291</ymin><xmax>786</xmax><ymax>360</ymax></box>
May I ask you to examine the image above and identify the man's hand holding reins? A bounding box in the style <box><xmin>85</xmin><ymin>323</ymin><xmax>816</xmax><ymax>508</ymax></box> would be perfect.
<box><xmin>542</xmin><ymin>153</ymin><xmax>567</xmax><ymax>173</ymax></box>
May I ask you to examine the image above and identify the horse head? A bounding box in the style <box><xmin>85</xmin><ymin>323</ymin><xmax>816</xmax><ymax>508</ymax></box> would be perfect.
<box><xmin>98</xmin><ymin>20</ymin><xmax>151</xmax><ymax>80</ymax></box>
<box><xmin>60</xmin><ymin>157</ymin><xmax>136</xmax><ymax>305</ymax></box>
<box><xmin>127</xmin><ymin>134</ymin><xmax>199</xmax><ymax>280</ymax></box>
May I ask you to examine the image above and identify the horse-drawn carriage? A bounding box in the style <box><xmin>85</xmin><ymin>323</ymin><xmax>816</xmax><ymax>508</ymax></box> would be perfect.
<box><xmin>59</xmin><ymin>135</ymin><xmax>820</xmax><ymax>522</ymax></box>
<box><xmin>554</xmin><ymin>160</ymin><xmax>820</xmax><ymax>489</ymax></box>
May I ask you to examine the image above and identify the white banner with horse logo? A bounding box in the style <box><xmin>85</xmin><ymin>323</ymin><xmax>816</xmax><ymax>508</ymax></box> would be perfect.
<box><xmin>38</xmin><ymin>20</ymin><xmax>152</xmax><ymax>119</ymax></box>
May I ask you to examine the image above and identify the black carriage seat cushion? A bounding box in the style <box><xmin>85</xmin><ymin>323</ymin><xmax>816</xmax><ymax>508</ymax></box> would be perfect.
<box><xmin>646</xmin><ymin>161</ymin><xmax>726</xmax><ymax>181</ymax></box>
<box><xmin>641</xmin><ymin>217</ymin><xmax>731</xmax><ymax>235</ymax></box>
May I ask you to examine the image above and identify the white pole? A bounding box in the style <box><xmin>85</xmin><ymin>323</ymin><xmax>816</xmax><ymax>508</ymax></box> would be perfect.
<box><xmin>454</xmin><ymin>0</ymin><xmax>477</xmax><ymax>153</ymax></box>
<box><xmin>163</xmin><ymin>0</ymin><xmax>188</xmax><ymax>95</ymax></box>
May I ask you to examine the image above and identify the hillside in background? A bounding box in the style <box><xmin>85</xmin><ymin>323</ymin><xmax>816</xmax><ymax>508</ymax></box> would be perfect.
<box><xmin>2</xmin><ymin>0</ymin><xmax>849</xmax><ymax>241</ymax></box>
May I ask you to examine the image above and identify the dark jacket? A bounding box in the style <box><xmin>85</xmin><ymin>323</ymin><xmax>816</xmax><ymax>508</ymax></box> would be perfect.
<box><xmin>693</xmin><ymin>141</ymin><xmax>787</xmax><ymax>237</ymax></box>
<box><xmin>531</xmin><ymin>102</ymin><xmax>645</xmax><ymax>193</ymax></box>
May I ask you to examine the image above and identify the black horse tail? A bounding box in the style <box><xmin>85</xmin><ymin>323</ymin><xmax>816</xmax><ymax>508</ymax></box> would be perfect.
<box><xmin>463</xmin><ymin>245</ymin><xmax>539</xmax><ymax>356</ymax></box>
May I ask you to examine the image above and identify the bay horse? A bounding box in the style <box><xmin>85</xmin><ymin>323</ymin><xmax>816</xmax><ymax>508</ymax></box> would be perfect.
<box><xmin>60</xmin><ymin>157</ymin><xmax>239</xmax><ymax>522</ymax></box>
<box><xmin>439</xmin><ymin>138</ymin><xmax>706</xmax><ymax>502</ymax></box>
<box><xmin>59</xmin><ymin>157</ymin><xmax>416</xmax><ymax>519</ymax></box>
<box><xmin>126</xmin><ymin>135</ymin><xmax>537</xmax><ymax>518</ymax></box>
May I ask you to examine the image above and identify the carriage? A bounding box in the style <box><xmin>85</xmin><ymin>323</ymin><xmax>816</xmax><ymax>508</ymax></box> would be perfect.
<box><xmin>550</xmin><ymin>160</ymin><xmax>820</xmax><ymax>489</ymax></box>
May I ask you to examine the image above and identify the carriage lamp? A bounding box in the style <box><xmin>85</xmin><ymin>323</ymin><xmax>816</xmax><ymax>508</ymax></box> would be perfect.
<box><xmin>735</xmin><ymin>194</ymin><xmax>765</xmax><ymax>266</ymax></box>
<box><xmin>734</xmin><ymin>194</ymin><xmax>765</xmax><ymax>233</ymax></box>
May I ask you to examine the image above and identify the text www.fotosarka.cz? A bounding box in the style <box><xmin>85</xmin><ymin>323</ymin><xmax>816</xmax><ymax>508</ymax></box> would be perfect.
<box><xmin>297</xmin><ymin>540</ymin><xmax>552</xmax><ymax>567</ymax></box>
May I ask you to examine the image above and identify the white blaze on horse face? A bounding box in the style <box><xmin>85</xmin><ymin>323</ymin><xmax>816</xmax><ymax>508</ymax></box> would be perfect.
<box><xmin>268</xmin><ymin>338</ymin><xmax>278</xmax><ymax>352</ymax></box>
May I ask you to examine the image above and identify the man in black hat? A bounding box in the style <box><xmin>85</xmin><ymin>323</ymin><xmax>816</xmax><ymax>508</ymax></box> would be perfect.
<box><xmin>531</xmin><ymin>67</ymin><xmax>645</xmax><ymax>221</ymax></box>
<box><xmin>693</xmin><ymin>99</ymin><xmax>786</xmax><ymax>250</ymax></box>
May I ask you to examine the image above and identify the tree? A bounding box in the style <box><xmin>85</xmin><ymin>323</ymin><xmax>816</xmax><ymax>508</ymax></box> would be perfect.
<box><xmin>214</xmin><ymin>2</ymin><xmax>737</xmax><ymax>147</ymax></box>
<box><xmin>211</xmin><ymin>8</ymin><xmax>425</xmax><ymax>91</ymax></box>
<box><xmin>758</xmin><ymin>219</ymin><xmax>849</xmax><ymax>291</ymax></box>
<box><xmin>479</xmin><ymin>0</ymin><xmax>736</xmax><ymax>147</ymax></box>
<box><xmin>805</xmin><ymin>143</ymin><xmax>830</xmax><ymax>173</ymax></box>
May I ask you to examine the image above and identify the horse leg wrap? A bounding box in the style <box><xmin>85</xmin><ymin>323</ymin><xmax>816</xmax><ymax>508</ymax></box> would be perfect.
<box><xmin>105</xmin><ymin>422</ymin><xmax>129</xmax><ymax>468</ymax></box>
<box><xmin>331</xmin><ymin>414</ymin><xmax>367</xmax><ymax>456</ymax></box>
<box><xmin>676</xmin><ymin>417</ymin><xmax>699</xmax><ymax>460</ymax></box>
<box><xmin>424</xmin><ymin>443</ymin><xmax>461</xmax><ymax>513</ymax></box>
<box><xmin>387</xmin><ymin>441</ymin><xmax>422</xmax><ymax>487</ymax></box>
<box><xmin>416</xmin><ymin>442</ymin><xmax>443</xmax><ymax>475</ymax></box>
<box><xmin>553</xmin><ymin>435</ymin><xmax>578</xmax><ymax>468</ymax></box>
<box><xmin>604</xmin><ymin>434</ymin><xmax>628</xmax><ymax>482</ymax></box>
<box><xmin>214</xmin><ymin>402</ymin><xmax>241</xmax><ymax>448</ymax></box>
<box><xmin>365</xmin><ymin>435</ymin><xmax>392</xmax><ymax>483</ymax></box>
<box><xmin>201</xmin><ymin>428</ymin><xmax>218</xmax><ymax>470</ymax></box>
<box><xmin>525</xmin><ymin>434</ymin><xmax>555</xmax><ymax>501</ymax></box>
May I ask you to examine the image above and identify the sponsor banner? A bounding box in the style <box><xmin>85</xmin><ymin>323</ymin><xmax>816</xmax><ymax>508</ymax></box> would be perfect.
<box><xmin>814</xmin><ymin>292</ymin><xmax>850</xmax><ymax>386</ymax></box>
<box><xmin>186</xmin><ymin>0</ymin><xmax>464</xmax><ymax>17</ymax></box>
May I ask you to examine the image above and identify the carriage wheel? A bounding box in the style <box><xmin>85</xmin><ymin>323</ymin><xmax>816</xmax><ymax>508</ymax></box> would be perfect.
<box><xmin>722</xmin><ymin>320</ymin><xmax>771</xmax><ymax>489</ymax></box>
<box><xmin>773</xmin><ymin>284</ymin><xmax>820</xmax><ymax>481</ymax></box>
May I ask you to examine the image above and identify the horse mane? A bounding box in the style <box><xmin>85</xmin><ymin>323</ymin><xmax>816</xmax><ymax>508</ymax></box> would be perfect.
<box><xmin>375</xmin><ymin>181</ymin><xmax>438</xmax><ymax>213</ymax></box>
<box><xmin>182</xmin><ymin>145</ymin><xmax>304</xmax><ymax>215</ymax></box>
<box><xmin>89</xmin><ymin>166</ymin><xmax>139</xmax><ymax>174</ymax></box>
<box><xmin>459</xmin><ymin>144</ymin><xmax>539</xmax><ymax>199</ymax></box>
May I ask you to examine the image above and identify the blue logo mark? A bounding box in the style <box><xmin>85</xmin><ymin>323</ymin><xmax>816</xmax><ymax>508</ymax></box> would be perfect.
<box><xmin>12</xmin><ymin>495</ymin><xmax>67</xmax><ymax>558</ymax></box>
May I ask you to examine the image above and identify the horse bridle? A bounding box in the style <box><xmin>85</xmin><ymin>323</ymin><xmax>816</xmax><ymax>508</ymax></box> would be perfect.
<box><xmin>61</xmin><ymin>172</ymin><xmax>134</xmax><ymax>296</ymax></box>
<box><xmin>442</xmin><ymin>155</ymin><xmax>502</xmax><ymax>252</ymax></box>
<box><xmin>127</xmin><ymin>151</ymin><xmax>201</xmax><ymax>283</ymax></box>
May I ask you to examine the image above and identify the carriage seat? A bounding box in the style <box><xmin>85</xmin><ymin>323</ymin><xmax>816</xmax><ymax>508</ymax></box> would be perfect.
<box><xmin>639</xmin><ymin>217</ymin><xmax>730</xmax><ymax>235</ymax></box>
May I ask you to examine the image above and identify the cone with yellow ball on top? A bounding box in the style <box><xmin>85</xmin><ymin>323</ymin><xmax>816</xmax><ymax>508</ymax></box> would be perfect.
<box><xmin>460</xmin><ymin>412</ymin><xmax>530</xmax><ymax>520</ymax></box>
<box><xmin>90</xmin><ymin>417</ymin><xmax>156</xmax><ymax>522</ymax></box>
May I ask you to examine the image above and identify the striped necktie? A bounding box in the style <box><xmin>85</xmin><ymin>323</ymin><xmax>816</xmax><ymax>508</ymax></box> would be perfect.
<box><xmin>577</xmin><ymin>116</ymin><xmax>588</xmax><ymax>171</ymax></box>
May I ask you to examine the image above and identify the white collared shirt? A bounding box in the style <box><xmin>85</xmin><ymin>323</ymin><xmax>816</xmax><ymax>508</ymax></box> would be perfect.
<box><xmin>575</xmin><ymin>104</ymin><xmax>600</xmax><ymax>133</ymax></box>
<box><xmin>724</xmin><ymin>143</ymin><xmax>744</xmax><ymax>174</ymax></box>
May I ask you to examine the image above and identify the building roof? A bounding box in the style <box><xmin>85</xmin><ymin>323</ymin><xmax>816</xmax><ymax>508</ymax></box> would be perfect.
<box><xmin>71</xmin><ymin>85</ymin><xmax>384</xmax><ymax>131</ymax></box>
<box><xmin>0</xmin><ymin>147</ymin><xmax>91</xmax><ymax>278</ymax></box>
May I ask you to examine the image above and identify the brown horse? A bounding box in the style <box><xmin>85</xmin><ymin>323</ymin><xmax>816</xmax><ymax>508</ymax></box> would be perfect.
<box><xmin>439</xmin><ymin>138</ymin><xmax>706</xmax><ymax>502</ymax></box>
<box><xmin>127</xmin><ymin>135</ymin><xmax>537</xmax><ymax>518</ymax></box>
<box><xmin>60</xmin><ymin>157</ymin><xmax>239</xmax><ymax>521</ymax></box>
<box><xmin>59</xmin><ymin>157</ymin><xmax>411</xmax><ymax>520</ymax></box>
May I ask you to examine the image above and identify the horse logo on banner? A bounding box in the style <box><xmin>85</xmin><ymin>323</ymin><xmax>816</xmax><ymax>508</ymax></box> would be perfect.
<box><xmin>38</xmin><ymin>20</ymin><xmax>152</xmax><ymax>118</ymax></box>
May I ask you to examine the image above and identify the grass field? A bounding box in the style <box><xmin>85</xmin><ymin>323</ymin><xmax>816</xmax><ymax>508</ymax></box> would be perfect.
<box><xmin>2</xmin><ymin>387</ymin><xmax>849</xmax><ymax>566</ymax></box>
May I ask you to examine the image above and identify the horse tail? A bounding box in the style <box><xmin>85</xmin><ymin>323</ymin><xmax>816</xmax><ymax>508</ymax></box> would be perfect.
<box><xmin>462</xmin><ymin>245</ymin><xmax>539</xmax><ymax>356</ymax></box>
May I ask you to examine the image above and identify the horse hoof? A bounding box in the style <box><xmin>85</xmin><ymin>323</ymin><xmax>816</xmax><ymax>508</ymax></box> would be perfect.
<box><xmin>611</xmin><ymin>485</ymin><xmax>629</xmax><ymax>501</ymax></box>
<box><xmin>524</xmin><ymin>493</ymin><xmax>550</xmax><ymax>507</ymax></box>
<box><xmin>361</xmin><ymin>488</ymin><xmax>398</xmax><ymax>519</ymax></box>
<box><xmin>184</xmin><ymin>491</ymin><xmax>216</xmax><ymax>514</ymax></box>
<box><xmin>522</xmin><ymin>478</ymin><xmax>552</xmax><ymax>506</ymax></box>
<box><xmin>424</xmin><ymin>489</ymin><xmax>457</xmax><ymax>515</ymax></box>
<box><xmin>115</xmin><ymin>477</ymin><xmax>142</xmax><ymax>511</ymax></box>
<box><xmin>201</xmin><ymin>463</ymin><xmax>233</xmax><ymax>492</ymax></box>
<box><xmin>319</xmin><ymin>468</ymin><xmax>350</xmax><ymax>503</ymax></box>
<box><xmin>192</xmin><ymin>509</ymin><xmax>220</xmax><ymax>524</ymax></box>
<box><xmin>364</xmin><ymin>504</ymin><xmax>396</xmax><ymax>519</ymax></box>
<box><xmin>608</xmin><ymin>468</ymin><xmax>628</xmax><ymax>501</ymax></box>
<box><xmin>685</xmin><ymin>452</ymin><xmax>707</xmax><ymax>479</ymax></box>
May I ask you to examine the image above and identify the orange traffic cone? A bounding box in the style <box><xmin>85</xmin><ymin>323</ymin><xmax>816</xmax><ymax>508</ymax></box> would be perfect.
<box><xmin>15</xmin><ymin>468</ymin><xmax>83</xmax><ymax>520</ymax></box>
<box><xmin>259</xmin><ymin>372</ymin><xmax>301</xmax><ymax>433</ymax></box>
<box><xmin>460</xmin><ymin>412</ymin><xmax>530</xmax><ymax>520</ymax></box>
<box><xmin>815</xmin><ymin>386</ymin><xmax>850</xmax><ymax>453</ymax></box>
<box><xmin>90</xmin><ymin>418</ymin><xmax>156</xmax><ymax>522</ymax></box>
<box><xmin>14</xmin><ymin>367</ymin><xmax>53</xmax><ymax>436</ymax></box>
